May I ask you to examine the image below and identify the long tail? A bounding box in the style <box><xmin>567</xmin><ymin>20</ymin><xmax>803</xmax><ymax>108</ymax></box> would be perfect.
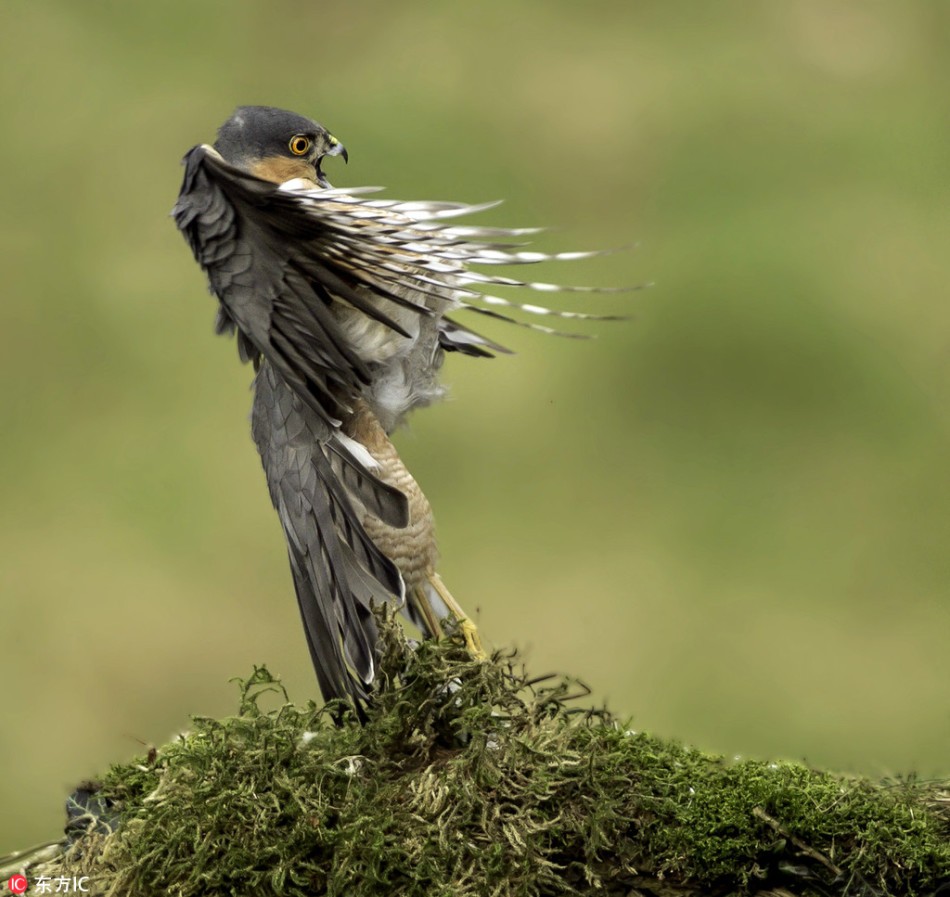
<box><xmin>252</xmin><ymin>364</ymin><xmax>408</xmax><ymax>710</ymax></box>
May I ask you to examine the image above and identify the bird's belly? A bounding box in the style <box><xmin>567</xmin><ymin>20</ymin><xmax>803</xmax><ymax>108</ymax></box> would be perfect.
<box><xmin>331</xmin><ymin>291</ymin><xmax>422</xmax><ymax>365</ymax></box>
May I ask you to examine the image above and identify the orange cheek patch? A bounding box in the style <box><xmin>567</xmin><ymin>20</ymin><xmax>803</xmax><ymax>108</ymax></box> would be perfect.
<box><xmin>251</xmin><ymin>156</ymin><xmax>317</xmax><ymax>184</ymax></box>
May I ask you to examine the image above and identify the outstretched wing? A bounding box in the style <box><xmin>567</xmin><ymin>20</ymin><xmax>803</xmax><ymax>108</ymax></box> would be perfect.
<box><xmin>174</xmin><ymin>144</ymin><xmax>631</xmax><ymax>387</ymax></box>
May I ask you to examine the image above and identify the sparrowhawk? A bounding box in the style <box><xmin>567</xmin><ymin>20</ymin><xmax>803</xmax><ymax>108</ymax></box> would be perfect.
<box><xmin>173</xmin><ymin>105</ymin><xmax>621</xmax><ymax>712</ymax></box>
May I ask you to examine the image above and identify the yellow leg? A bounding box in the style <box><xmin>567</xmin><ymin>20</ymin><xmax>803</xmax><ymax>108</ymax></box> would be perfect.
<box><xmin>411</xmin><ymin>586</ymin><xmax>445</xmax><ymax>640</ymax></box>
<box><xmin>427</xmin><ymin>572</ymin><xmax>487</xmax><ymax>660</ymax></box>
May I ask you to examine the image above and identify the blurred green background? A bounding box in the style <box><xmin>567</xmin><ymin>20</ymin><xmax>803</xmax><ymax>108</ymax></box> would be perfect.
<box><xmin>2</xmin><ymin>1</ymin><xmax>949</xmax><ymax>851</ymax></box>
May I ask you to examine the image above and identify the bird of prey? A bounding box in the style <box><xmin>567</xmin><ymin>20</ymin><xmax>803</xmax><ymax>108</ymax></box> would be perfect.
<box><xmin>174</xmin><ymin>105</ymin><xmax>621</xmax><ymax>711</ymax></box>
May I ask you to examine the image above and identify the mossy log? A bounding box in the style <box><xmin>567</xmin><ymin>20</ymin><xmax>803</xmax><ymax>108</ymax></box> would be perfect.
<box><xmin>3</xmin><ymin>616</ymin><xmax>949</xmax><ymax>897</ymax></box>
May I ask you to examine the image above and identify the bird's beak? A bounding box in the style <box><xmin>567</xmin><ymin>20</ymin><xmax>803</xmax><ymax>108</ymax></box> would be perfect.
<box><xmin>315</xmin><ymin>135</ymin><xmax>348</xmax><ymax>187</ymax></box>
<box><xmin>326</xmin><ymin>135</ymin><xmax>348</xmax><ymax>164</ymax></box>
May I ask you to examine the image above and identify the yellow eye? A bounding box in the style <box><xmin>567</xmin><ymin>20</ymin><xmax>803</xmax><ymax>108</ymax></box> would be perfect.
<box><xmin>289</xmin><ymin>135</ymin><xmax>311</xmax><ymax>156</ymax></box>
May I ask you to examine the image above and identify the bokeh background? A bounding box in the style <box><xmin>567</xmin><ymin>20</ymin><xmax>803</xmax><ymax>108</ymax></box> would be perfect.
<box><xmin>2</xmin><ymin>1</ymin><xmax>949</xmax><ymax>851</ymax></box>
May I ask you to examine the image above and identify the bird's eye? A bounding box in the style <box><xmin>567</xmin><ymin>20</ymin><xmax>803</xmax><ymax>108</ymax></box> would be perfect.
<box><xmin>289</xmin><ymin>135</ymin><xmax>311</xmax><ymax>156</ymax></box>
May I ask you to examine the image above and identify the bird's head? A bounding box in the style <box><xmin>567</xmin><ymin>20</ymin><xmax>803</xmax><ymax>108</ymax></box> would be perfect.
<box><xmin>213</xmin><ymin>105</ymin><xmax>348</xmax><ymax>187</ymax></box>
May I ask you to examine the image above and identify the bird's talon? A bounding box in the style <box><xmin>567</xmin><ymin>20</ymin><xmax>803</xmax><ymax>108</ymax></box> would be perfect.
<box><xmin>459</xmin><ymin>618</ymin><xmax>487</xmax><ymax>661</ymax></box>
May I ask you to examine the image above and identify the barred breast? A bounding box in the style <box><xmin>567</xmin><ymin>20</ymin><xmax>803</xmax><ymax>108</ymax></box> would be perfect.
<box><xmin>341</xmin><ymin>400</ymin><xmax>439</xmax><ymax>588</ymax></box>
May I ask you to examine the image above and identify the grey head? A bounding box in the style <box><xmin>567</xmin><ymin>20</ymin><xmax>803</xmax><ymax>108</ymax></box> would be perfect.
<box><xmin>213</xmin><ymin>105</ymin><xmax>347</xmax><ymax>186</ymax></box>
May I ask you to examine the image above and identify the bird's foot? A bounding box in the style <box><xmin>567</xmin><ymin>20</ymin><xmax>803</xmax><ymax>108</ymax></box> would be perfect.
<box><xmin>457</xmin><ymin>617</ymin><xmax>487</xmax><ymax>661</ymax></box>
<box><xmin>426</xmin><ymin>571</ymin><xmax>487</xmax><ymax>661</ymax></box>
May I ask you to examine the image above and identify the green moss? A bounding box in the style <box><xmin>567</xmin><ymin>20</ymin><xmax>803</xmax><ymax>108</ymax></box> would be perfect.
<box><xmin>35</xmin><ymin>618</ymin><xmax>950</xmax><ymax>896</ymax></box>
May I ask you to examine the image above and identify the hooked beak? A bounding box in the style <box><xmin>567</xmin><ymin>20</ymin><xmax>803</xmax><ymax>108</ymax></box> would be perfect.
<box><xmin>316</xmin><ymin>135</ymin><xmax>347</xmax><ymax>187</ymax></box>
<box><xmin>327</xmin><ymin>138</ymin><xmax>348</xmax><ymax>164</ymax></box>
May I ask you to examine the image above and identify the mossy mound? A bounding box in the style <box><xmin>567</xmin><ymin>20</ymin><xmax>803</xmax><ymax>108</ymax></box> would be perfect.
<box><xmin>15</xmin><ymin>619</ymin><xmax>950</xmax><ymax>896</ymax></box>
